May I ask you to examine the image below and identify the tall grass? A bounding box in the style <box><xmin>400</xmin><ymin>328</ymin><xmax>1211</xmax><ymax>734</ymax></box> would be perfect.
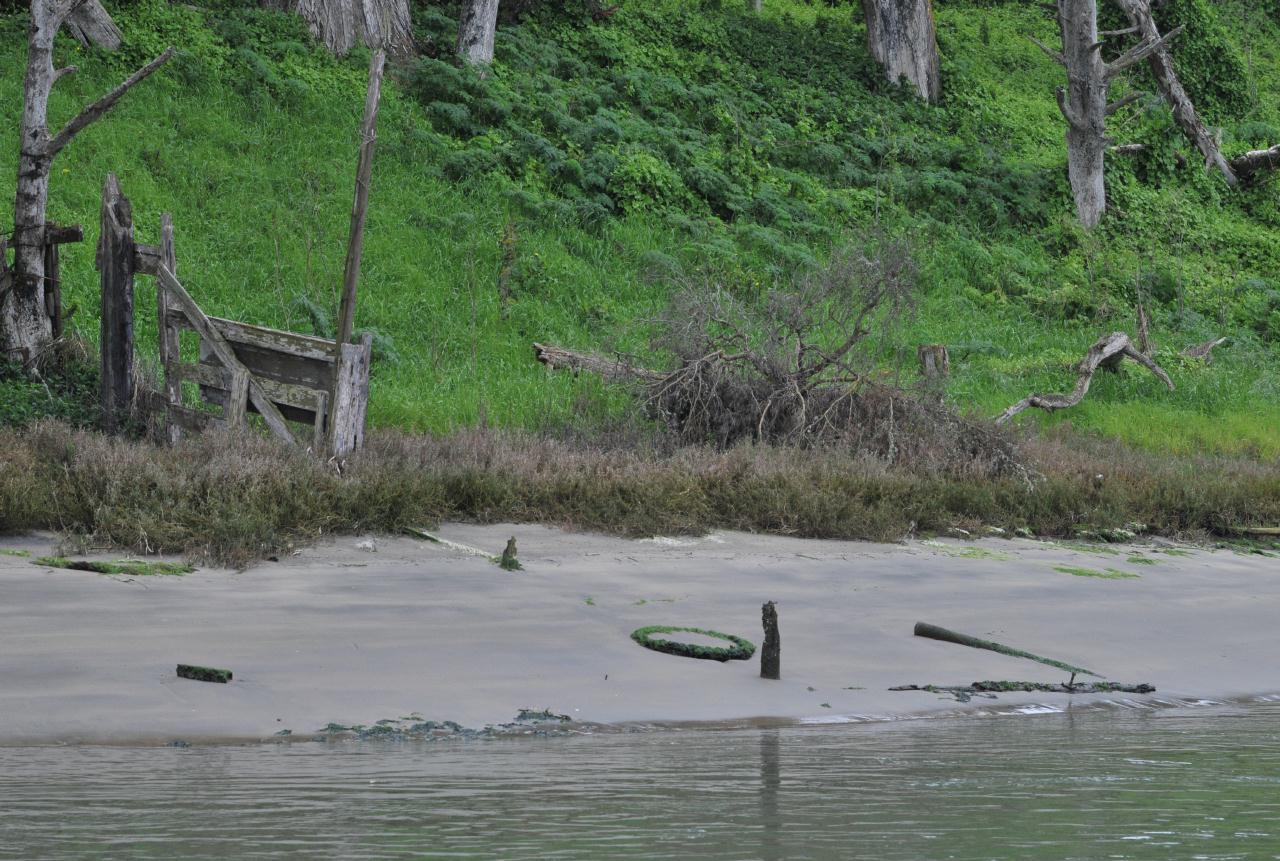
<box><xmin>1</xmin><ymin>422</ymin><xmax>1277</xmax><ymax>567</ymax></box>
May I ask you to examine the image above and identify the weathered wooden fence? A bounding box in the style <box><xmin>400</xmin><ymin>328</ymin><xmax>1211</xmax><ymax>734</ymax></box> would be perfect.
<box><xmin>97</xmin><ymin>175</ymin><xmax>372</xmax><ymax>456</ymax></box>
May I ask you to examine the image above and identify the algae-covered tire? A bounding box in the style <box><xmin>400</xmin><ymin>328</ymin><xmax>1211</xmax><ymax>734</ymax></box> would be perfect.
<box><xmin>630</xmin><ymin>625</ymin><xmax>756</xmax><ymax>662</ymax></box>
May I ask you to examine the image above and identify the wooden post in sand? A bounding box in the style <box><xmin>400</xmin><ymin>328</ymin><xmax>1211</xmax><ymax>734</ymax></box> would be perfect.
<box><xmin>329</xmin><ymin>48</ymin><xmax>385</xmax><ymax>457</ymax></box>
<box><xmin>761</xmin><ymin>601</ymin><xmax>780</xmax><ymax>680</ymax></box>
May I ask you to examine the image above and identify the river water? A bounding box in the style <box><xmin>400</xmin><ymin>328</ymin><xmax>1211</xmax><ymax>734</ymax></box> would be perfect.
<box><xmin>2</xmin><ymin>701</ymin><xmax>1279</xmax><ymax>860</ymax></box>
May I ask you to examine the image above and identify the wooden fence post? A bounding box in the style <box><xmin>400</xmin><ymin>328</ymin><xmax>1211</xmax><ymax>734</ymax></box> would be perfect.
<box><xmin>97</xmin><ymin>175</ymin><xmax>134</xmax><ymax>434</ymax></box>
<box><xmin>761</xmin><ymin>601</ymin><xmax>780</xmax><ymax>680</ymax></box>
<box><xmin>156</xmin><ymin>213</ymin><xmax>182</xmax><ymax>444</ymax></box>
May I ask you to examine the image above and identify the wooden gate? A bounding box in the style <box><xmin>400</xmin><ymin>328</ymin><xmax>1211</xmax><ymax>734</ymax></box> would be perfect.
<box><xmin>98</xmin><ymin>175</ymin><xmax>371</xmax><ymax>456</ymax></box>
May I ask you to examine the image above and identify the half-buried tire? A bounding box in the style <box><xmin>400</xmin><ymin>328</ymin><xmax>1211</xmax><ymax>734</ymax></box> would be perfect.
<box><xmin>631</xmin><ymin>625</ymin><xmax>756</xmax><ymax>662</ymax></box>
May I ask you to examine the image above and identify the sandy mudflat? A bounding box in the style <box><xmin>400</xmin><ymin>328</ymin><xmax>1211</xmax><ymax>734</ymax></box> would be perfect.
<box><xmin>1</xmin><ymin>526</ymin><xmax>1277</xmax><ymax>744</ymax></box>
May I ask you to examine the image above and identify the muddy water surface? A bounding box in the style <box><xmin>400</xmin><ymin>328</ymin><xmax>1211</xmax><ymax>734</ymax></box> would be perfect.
<box><xmin>2</xmin><ymin>701</ymin><xmax>1279</xmax><ymax>860</ymax></box>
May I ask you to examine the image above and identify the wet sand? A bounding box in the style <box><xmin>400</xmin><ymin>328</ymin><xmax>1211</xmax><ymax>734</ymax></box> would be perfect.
<box><xmin>1</xmin><ymin>527</ymin><xmax>1277</xmax><ymax>744</ymax></box>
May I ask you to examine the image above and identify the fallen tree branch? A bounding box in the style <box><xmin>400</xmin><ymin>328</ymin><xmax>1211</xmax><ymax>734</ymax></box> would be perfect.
<box><xmin>1182</xmin><ymin>337</ymin><xmax>1227</xmax><ymax>364</ymax></box>
<box><xmin>996</xmin><ymin>332</ymin><xmax>1174</xmax><ymax>425</ymax></box>
<box><xmin>1229</xmin><ymin>144</ymin><xmax>1280</xmax><ymax>185</ymax></box>
<box><xmin>914</xmin><ymin>621</ymin><xmax>1101</xmax><ymax>677</ymax></box>
<box><xmin>532</xmin><ymin>342</ymin><xmax>664</xmax><ymax>384</ymax></box>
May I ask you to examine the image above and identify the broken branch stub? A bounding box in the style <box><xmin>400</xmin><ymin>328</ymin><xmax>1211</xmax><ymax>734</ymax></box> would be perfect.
<box><xmin>996</xmin><ymin>332</ymin><xmax>1174</xmax><ymax>425</ymax></box>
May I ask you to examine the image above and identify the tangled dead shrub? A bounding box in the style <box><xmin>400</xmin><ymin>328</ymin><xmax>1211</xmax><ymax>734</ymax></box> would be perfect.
<box><xmin>629</xmin><ymin>233</ymin><xmax>1015</xmax><ymax>474</ymax></box>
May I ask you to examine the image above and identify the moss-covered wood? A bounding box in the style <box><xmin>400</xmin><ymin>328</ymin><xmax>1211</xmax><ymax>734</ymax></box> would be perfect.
<box><xmin>631</xmin><ymin>625</ymin><xmax>756</xmax><ymax>662</ymax></box>
<box><xmin>914</xmin><ymin>621</ymin><xmax>1100</xmax><ymax>677</ymax></box>
<box><xmin>176</xmin><ymin>664</ymin><xmax>232</xmax><ymax>683</ymax></box>
<box><xmin>891</xmin><ymin>680</ymin><xmax>1154</xmax><ymax>694</ymax></box>
<box><xmin>33</xmin><ymin>557</ymin><xmax>193</xmax><ymax>576</ymax></box>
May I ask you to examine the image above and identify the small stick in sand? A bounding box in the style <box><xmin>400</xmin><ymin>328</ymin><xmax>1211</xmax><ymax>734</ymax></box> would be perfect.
<box><xmin>914</xmin><ymin>621</ymin><xmax>1101</xmax><ymax>678</ymax></box>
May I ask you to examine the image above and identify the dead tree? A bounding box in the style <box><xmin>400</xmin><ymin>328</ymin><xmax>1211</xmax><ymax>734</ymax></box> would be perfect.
<box><xmin>1</xmin><ymin>0</ymin><xmax>171</xmax><ymax>362</ymax></box>
<box><xmin>458</xmin><ymin>0</ymin><xmax>501</xmax><ymax>66</ymax></box>
<box><xmin>861</xmin><ymin>0</ymin><xmax>941</xmax><ymax>103</ymax></box>
<box><xmin>265</xmin><ymin>0</ymin><xmax>411</xmax><ymax>56</ymax></box>
<box><xmin>1033</xmin><ymin>0</ymin><xmax>1180</xmax><ymax>227</ymax></box>
<box><xmin>1112</xmin><ymin>0</ymin><xmax>1233</xmax><ymax>184</ymax></box>
<box><xmin>1229</xmin><ymin>144</ymin><xmax>1280</xmax><ymax>185</ymax></box>
<box><xmin>996</xmin><ymin>331</ymin><xmax>1173</xmax><ymax>424</ymax></box>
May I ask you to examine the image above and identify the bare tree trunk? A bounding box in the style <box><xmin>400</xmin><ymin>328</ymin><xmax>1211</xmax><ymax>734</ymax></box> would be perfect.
<box><xmin>1113</xmin><ymin>0</ymin><xmax>1234</xmax><ymax>184</ymax></box>
<box><xmin>1034</xmin><ymin>0</ymin><xmax>1181</xmax><ymax>228</ymax></box>
<box><xmin>861</xmin><ymin>0</ymin><xmax>941</xmax><ymax>103</ymax></box>
<box><xmin>750</xmin><ymin>0</ymin><xmax>762</xmax><ymax>11</ymax></box>
<box><xmin>2</xmin><ymin>0</ymin><xmax>171</xmax><ymax>362</ymax></box>
<box><xmin>458</xmin><ymin>0</ymin><xmax>501</xmax><ymax>66</ymax></box>
<box><xmin>1057</xmin><ymin>0</ymin><xmax>1108</xmax><ymax>228</ymax></box>
<box><xmin>265</xmin><ymin>0</ymin><xmax>411</xmax><ymax>56</ymax></box>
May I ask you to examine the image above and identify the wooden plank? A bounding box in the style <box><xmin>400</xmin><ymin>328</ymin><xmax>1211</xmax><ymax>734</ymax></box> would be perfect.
<box><xmin>183</xmin><ymin>359</ymin><xmax>324</xmax><ymax>424</ymax></box>
<box><xmin>45</xmin><ymin>224</ymin><xmax>84</xmax><ymax>245</ymax></box>
<box><xmin>157</xmin><ymin>214</ymin><xmax>182</xmax><ymax>445</ymax></box>
<box><xmin>43</xmin><ymin>240</ymin><xmax>61</xmax><ymax>341</ymax></box>
<box><xmin>311</xmin><ymin>390</ymin><xmax>329</xmax><ymax>451</ymax></box>
<box><xmin>97</xmin><ymin>175</ymin><xmax>134</xmax><ymax>435</ymax></box>
<box><xmin>156</xmin><ymin>264</ymin><xmax>297</xmax><ymax>446</ymax></box>
<box><xmin>166</xmin><ymin>310</ymin><xmax>337</xmax><ymax>363</ymax></box>
<box><xmin>133</xmin><ymin>242</ymin><xmax>162</xmax><ymax>276</ymax></box>
<box><xmin>226</xmin><ymin>368</ymin><xmax>249</xmax><ymax>426</ymax></box>
<box><xmin>329</xmin><ymin>333</ymin><xmax>373</xmax><ymax>457</ymax></box>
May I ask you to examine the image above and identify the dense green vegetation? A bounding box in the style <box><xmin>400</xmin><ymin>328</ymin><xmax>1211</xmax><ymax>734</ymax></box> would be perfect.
<box><xmin>3</xmin><ymin>0</ymin><xmax>1280</xmax><ymax>456</ymax></box>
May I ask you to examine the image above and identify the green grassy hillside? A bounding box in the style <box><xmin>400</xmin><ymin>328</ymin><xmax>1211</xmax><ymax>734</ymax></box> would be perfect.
<box><xmin>4</xmin><ymin>0</ymin><xmax>1280</xmax><ymax>456</ymax></box>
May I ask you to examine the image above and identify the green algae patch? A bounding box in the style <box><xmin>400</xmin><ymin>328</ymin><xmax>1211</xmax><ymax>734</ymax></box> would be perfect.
<box><xmin>1126</xmin><ymin>554</ymin><xmax>1158</xmax><ymax>565</ymax></box>
<box><xmin>33</xmin><ymin>557</ymin><xmax>194</xmax><ymax>576</ymax></box>
<box><xmin>0</xmin><ymin>548</ymin><xmax>31</xmax><ymax>557</ymax></box>
<box><xmin>1054</xmin><ymin>565</ymin><xmax>1140</xmax><ymax>580</ymax></box>
<box><xmin>631</xmin><ymin>625</ymin><xmax>756</xmax><ymax>662</ymax></box>
<box><xmin>1053</xmin><ymin>541</ymin><xmax>1122</xmax><ymax>557</ymax></box>
<box><xmin>921</xmin><ymin>541</ymin><xmax>1012</xmax><ymax>561</ymax></box>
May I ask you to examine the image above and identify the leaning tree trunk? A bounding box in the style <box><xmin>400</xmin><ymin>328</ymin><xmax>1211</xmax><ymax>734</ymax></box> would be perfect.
<box><xmin>458</xmin><ymin>0</ymin><xmax>501</xmax><ymax>66</ymax></box>
<box><xmin>860</xmin><ymin>0</ymin><xmax>941</xmax><ymax>103</ymax></box>
<box><xmin>2</xmin><ymin>0</ymin><xmax>171</xmax><ymax>362</ymax></box>
<box><xmin>265</xmin><ymin>0</ymin><xmax>411</xmax><ymax>55</ymax></box>
<box><xmin>1113</xmin><ymin>0</ymin><xmax>1234</xmax><ymax>184</ymax></box>
<box><xmin>63</xmin><ymin>0</ymin><xmax>122</xmax><ymax>50</ymax></box>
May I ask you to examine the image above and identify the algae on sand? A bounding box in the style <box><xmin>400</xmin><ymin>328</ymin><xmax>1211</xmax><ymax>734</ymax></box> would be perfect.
<box><xmin>32</xmin><ymin>557</ymin><xmax>194</xmax><ymax>576</ymax></box>
<box><xmin>1054</xmin><ymin>565</ymin><xmax>1140</xmax><ymax>580</ymax></box>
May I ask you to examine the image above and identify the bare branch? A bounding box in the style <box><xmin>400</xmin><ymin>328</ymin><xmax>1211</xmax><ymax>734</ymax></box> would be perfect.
<box><xmin>1105</xmin><ymin>25</ymin><xmax>1184</xmax><ymax>78</ymax></box>
<box><xmin>1099</xmin><ymin>25</ymin><xmax>1139</xmax><ymax>37</ymax></box>
<box><xmin>46</xmin><ymin>47</ymin><xmax>174</xmax><ymax>158</ymax></box>
<box><xmin>52</xmin><ymin>66</ymin><xmax>78</xmax><ymax>85</ymax></box>
<box><xmin>1106</xmin><ymin>91</ymin><xmax>1143</xmax><ymax>115</ymax></box>
<box><xmin>1028</xmin><ymin>34</ymin><xmax>1066</xmax><ymax>66</ymax></box>
<box><xmin>1110</xmin><ymin>143</ymin><xmax>1147</xmax><ymax>155</ymax></box>
<box><xmin>1055</xmin><ymin>86</ymin><xmax>1082</xmax><ymax>128</ymax></box>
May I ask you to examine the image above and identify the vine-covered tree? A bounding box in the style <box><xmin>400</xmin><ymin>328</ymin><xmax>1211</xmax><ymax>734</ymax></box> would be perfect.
<box><xmin>861</xmin><ymin>0</ymin><xmax>941</xmax><ymax>103</ymax></box>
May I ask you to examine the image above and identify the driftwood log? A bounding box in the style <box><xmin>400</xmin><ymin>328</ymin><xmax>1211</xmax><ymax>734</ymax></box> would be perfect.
<box><xmin>996</xmin><ymin>331</ymin><xmax>1173</xmax><ymax>424</ymax></box>
<box><xmin>914</xmin><ymin>621</ymin><xmax>1100</xmax><ymax>677</ymax></box>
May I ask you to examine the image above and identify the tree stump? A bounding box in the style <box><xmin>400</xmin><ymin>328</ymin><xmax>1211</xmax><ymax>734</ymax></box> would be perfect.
<box><xmin>917</xmin><ymin>343</ymin><xmax>950</xmax><ymax>381</ymax></box>
<box><xmin>761</xmin><ymin>601</ymin><xmax>780</xmax><ymax>680</ymax></box>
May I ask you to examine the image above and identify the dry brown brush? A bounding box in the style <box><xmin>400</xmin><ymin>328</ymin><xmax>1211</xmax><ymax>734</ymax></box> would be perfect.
<box><xmin>2</xmin><ymin>422</ymin><xmax>1278</xmax><ymax>566</ymax></box>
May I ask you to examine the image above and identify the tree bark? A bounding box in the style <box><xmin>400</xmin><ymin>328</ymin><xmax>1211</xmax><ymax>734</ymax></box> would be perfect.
<box><xmin>3</xmin><ymin>1</ymin><xmax>170</xmax><ymax>361</ymax></box>
<box><xmin>458</xmin><ymin>0</ymin><xmax>501</xmax><ymax>66</ymax></box>
<box><xmin>265</xmin><ymin>0</ymin><xmax>411</xmax><ymax>56</ymax></box>
<box><xmin>861</xmin><ymin>0</ymin><xmax>941</xmax><ymax>104</ymax></box>
<box><xmin>1057</xmin><ymin>0</ymin><xmax>1108</xmax><ymax>229</ymax></box>
<box><xmin>63</xmin><ymin>0</ymin><xmax>122</xmax><ymax>50</ymax></box>
<box><xmin>1229</xmin><ymin>144</ymin><xmax>1280</xmax><ymax>184</ymax></box>
<box><xmin>1113</xmin><ymin>0</ymin><xmax>1234</xmax><ymax>184</ymax></box>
